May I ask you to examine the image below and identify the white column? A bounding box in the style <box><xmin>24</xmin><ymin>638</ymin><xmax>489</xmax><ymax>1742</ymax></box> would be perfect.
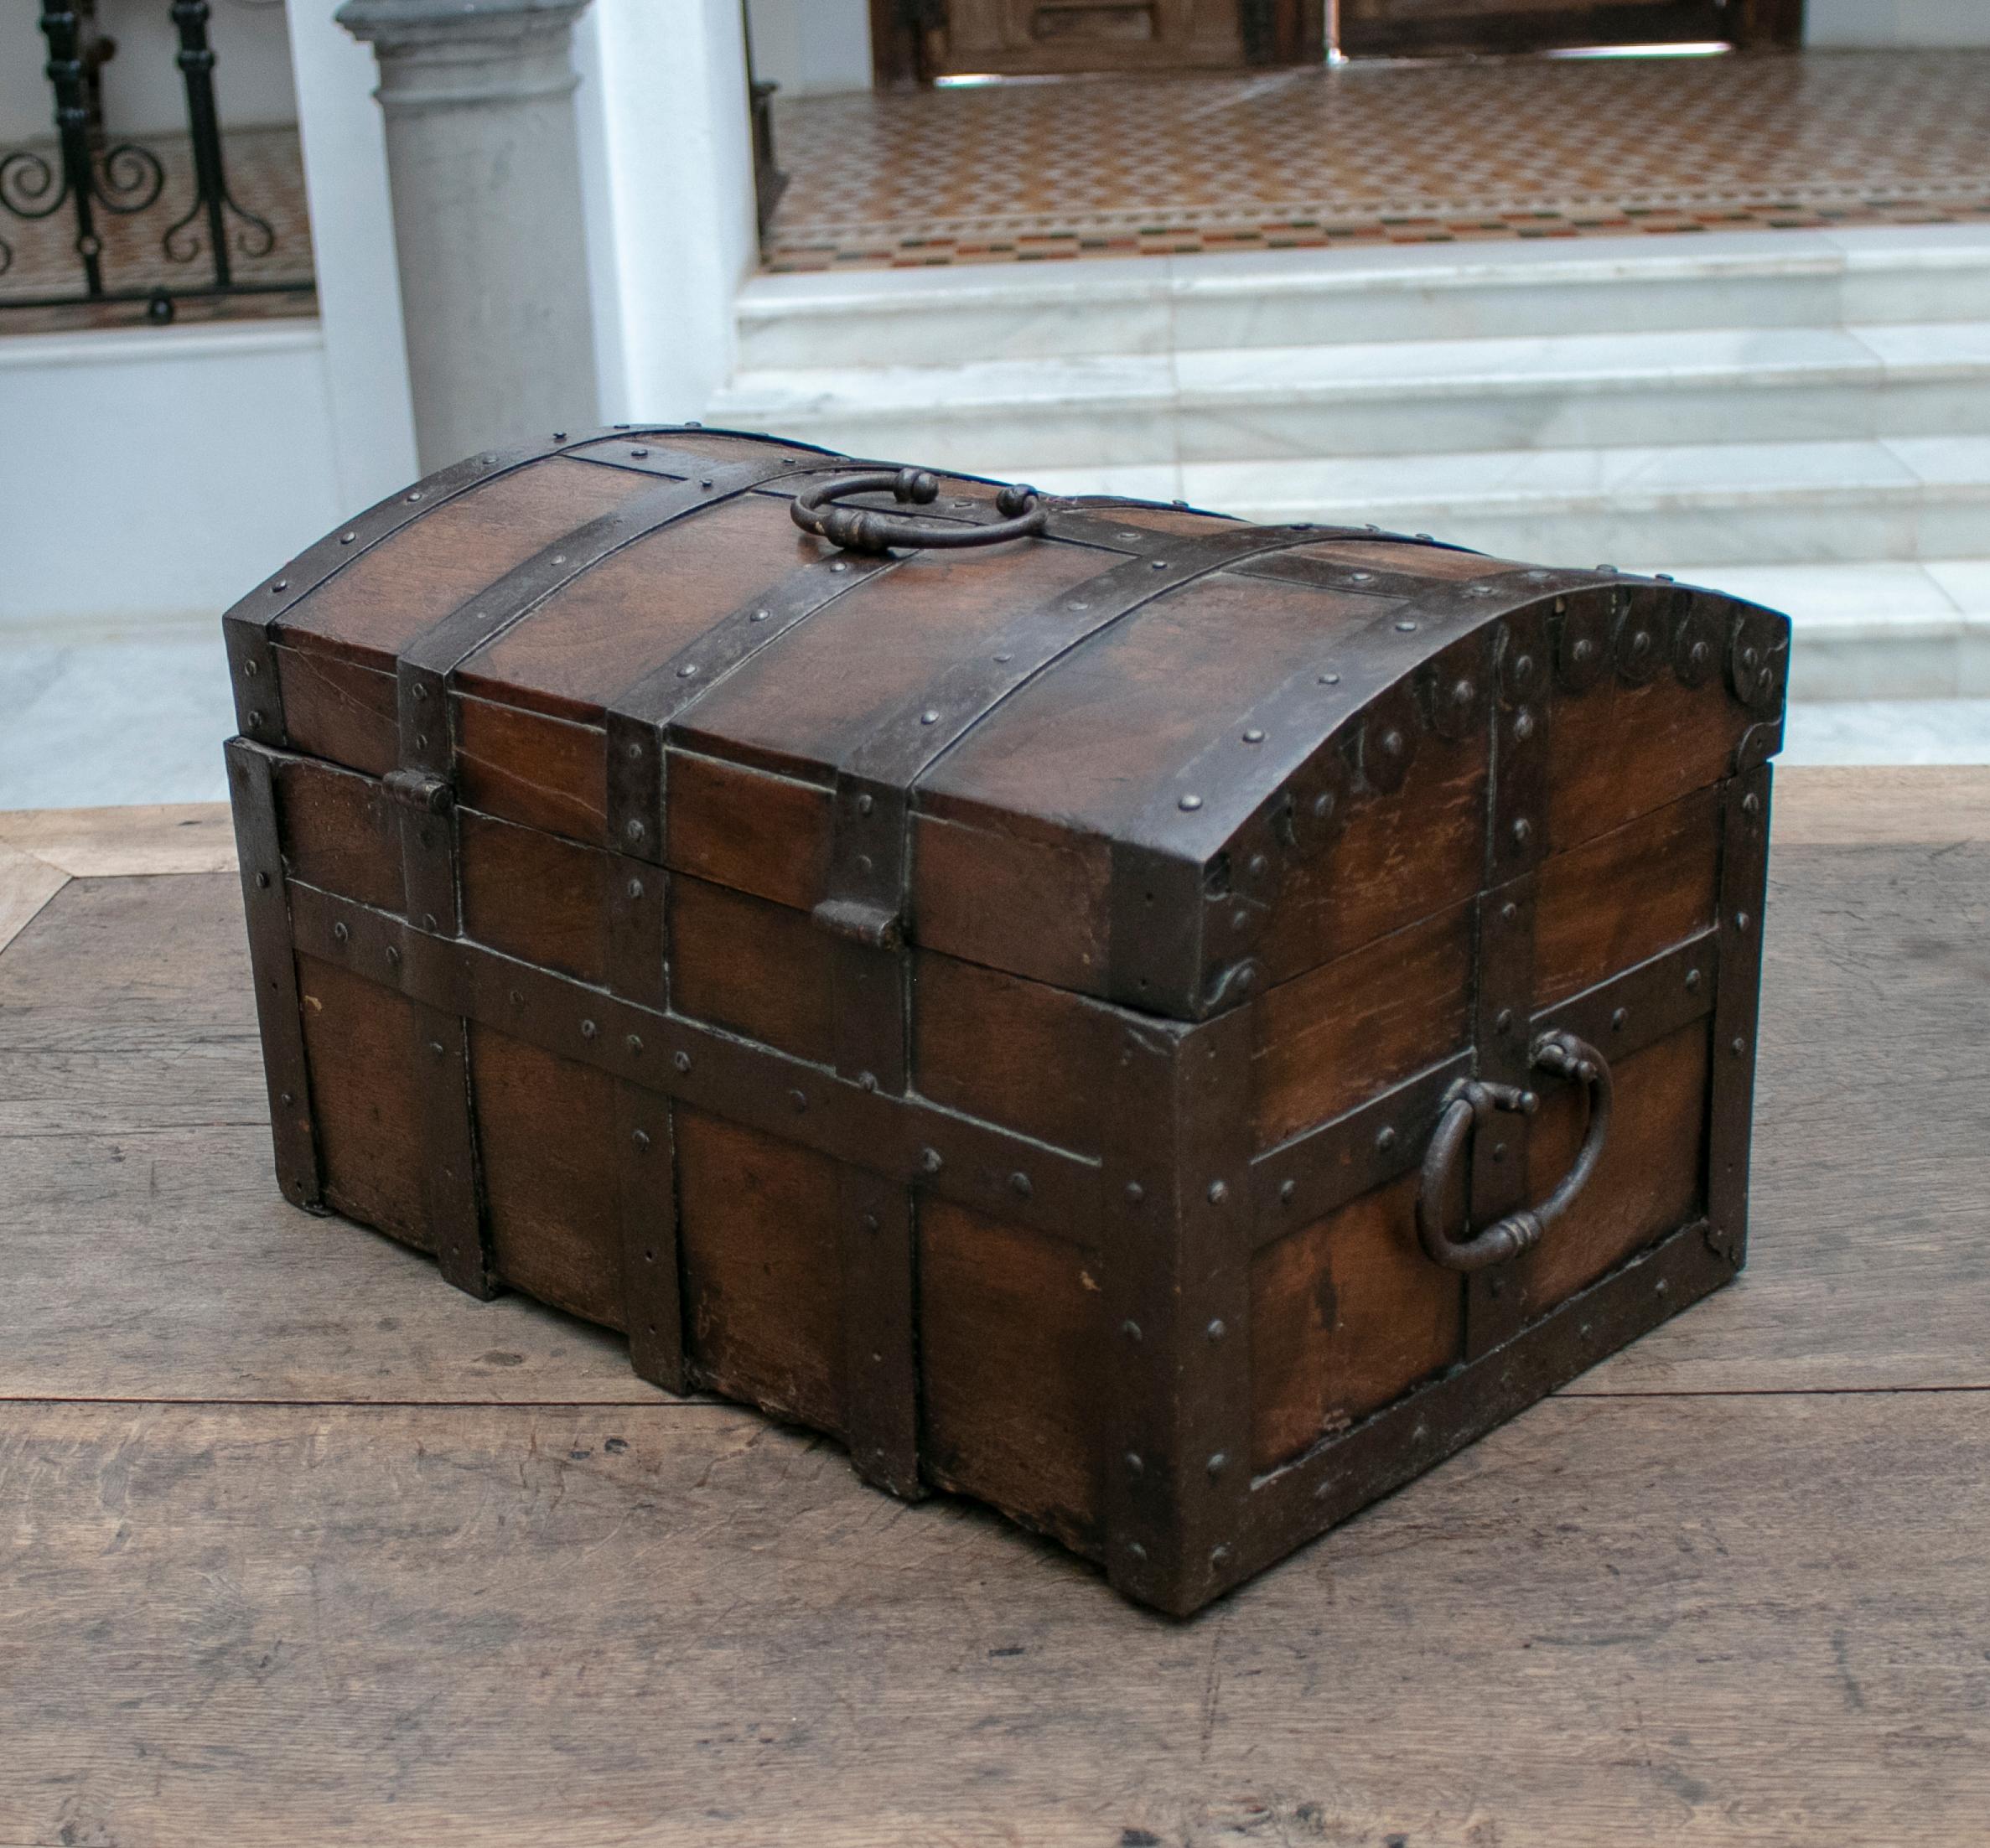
<box><xmin>284</xmin><ymin>0</ymin><xmax>419</xmax><ymax>508</ymax></box>
<box><xmin>338</xmin><ymin>0</ymin><xmax>601</xmax><ymax>473</ymax></box>
<box><xmin>573</xmin><ymin>0</ymin><xmax>759</xmax><ymax>423</ymax></box>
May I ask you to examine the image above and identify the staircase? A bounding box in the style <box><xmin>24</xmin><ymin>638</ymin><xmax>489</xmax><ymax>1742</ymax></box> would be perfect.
<box><xmin>713</xmin><ymin>225</ymin><xmax>1990</xmax><ymax>702</ymax></box>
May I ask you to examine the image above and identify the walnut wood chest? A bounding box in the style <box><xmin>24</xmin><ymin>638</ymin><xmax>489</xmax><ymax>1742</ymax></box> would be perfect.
<box><xmin>223</xmin><ymin>427</ymin><xmax>1787</xmax><ymax>1615</ymax></box>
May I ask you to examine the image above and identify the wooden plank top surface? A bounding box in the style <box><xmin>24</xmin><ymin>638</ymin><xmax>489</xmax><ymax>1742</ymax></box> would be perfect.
<box><xmin>1</xmin><ymin>769</ymin><xmax>1986</xmax><ymax>1845</ymax></box>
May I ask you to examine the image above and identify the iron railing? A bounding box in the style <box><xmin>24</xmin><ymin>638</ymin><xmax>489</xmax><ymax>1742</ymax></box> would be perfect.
<box><xmin>0</xmin><ymin>0</ymin><xmax>314</xmax><ymax>322</ymax></box>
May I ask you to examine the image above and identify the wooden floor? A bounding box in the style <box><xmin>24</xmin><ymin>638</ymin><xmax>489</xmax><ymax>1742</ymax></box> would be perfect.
<box><xmin>2</xmin><ymin>772</ymin><xmax>1986</xmax><ymax>1847</ymax></box>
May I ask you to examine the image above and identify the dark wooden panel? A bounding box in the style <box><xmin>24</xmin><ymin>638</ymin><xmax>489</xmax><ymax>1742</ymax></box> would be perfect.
<box><xmin>1548</xmin><ymin>670</ymin><xmax>1748</xmax><ymax>856</ymax></box>
<box><xmin>275</xmin><ymin>458</ymin><xmax>654</xmax><ymax>670</ymax></box>
<box><xmin>274</xmin><ymin>757</ymin><xmax>402</xmax><ymax>915</ymax></box>
<box><xmin>1248</xmin><ymin>1169</ymin><xmax>1464</xmax><ymax>1475</ymax></box>
<box><xmin>1252</xmin><ymin>897</ymin><xmax>1475</xmax><ymax>1152</ymax></box>
<box><xmin>666</xmin><ymin>750</ymin><xmax>832</xmax><ymax>914</ymax></box>
<box><xmin>458</xmin><ymin>809</ymin><xmax>609</xmax><ymax>986</ymax></box>
<box><xmin>1535</xmin><ymin>784</ymin><xmax>1721</xmax><ymax>1008</ymax></box>
<box><xmin>676</xmin><ymin>1109</ymin><xmax>845</xmax><ymax>1436</ymax></box>
<box><xmin>910</xmin><ymin>810</ymin><xmax>1112</xmax><ymax>999</ymax></box>
<box><xmin>469</xmin><ymin>1024</ymin><xmax>625</xmax><ymax>1329</ymax></box>
<box><xmin>919</xmin><ymin>1198</ymin><xmax>1106</xmax><ymax>1555</ymax></box>
<box><xmin>1514</xmin><ymin>1015</ymin><xmax>1709</xmax><ymax>1316</ymax></box>
<box><xmin>671</xmin><ymin>875</ymin><xmax>835</xmax><ymax>1067</ymax></box>
<box><xmin>453</xmin><ymin>696</ymin><xmax>608</xmax><ymax>846</ymax></box>
<box><xmin>295</xmin><ymin>950</ymin><xmax>432</xmax><ymax>1250</ymax></box>
<box><xmin>1339</xmin><ymin>0</ymin><xmax>1728</xmax><ymax>58</ymax></box>
<box><xmin>272</xmin><ymin>643</ymin><xmax>397</xmax><ymax>778</ymax></box>
<box><xmin>912</xmin><ymin>953</ymin><xmax>1112</xmax><ymax>1157</ymax></box>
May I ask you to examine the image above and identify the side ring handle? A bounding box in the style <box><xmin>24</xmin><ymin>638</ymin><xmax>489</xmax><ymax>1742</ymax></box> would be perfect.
<box><xmin>790</xmin><ymin>468</ymin><xmax>1046</xmax><ymax>555</ymax></box>
<box><xmin>1415</xmin><ymin>1030</ymin><xmax>1614</xmax><ymax>1273</ymax></box>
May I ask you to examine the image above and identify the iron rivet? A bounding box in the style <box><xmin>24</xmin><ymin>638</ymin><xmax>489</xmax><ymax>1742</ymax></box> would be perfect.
<box><xmin>428</xmin><ymin>1040</ymin><xmax>445</xmax><ymax>1059</ymax></box>
<box><xmin>385</xmin><ymin>945</ymin><xmax>400</xmax><ymax>967</ymax></box>
<box><xmin>339</xmin><ymin>531</ymin><xmax>356</xmax><ymax>545</ymax></box>
<box><xmin>554</xmin><ymin>430</ymin><xmax>567</xmax><ymax>441</ymax></box>
<box><xmin>242</xmin><ymin>660</ymin><xmax>258</xmax><ymax>679</ymax></box>
<box><xmin>1350</xmin><ymin>571</ymin><xmax>1373</xmax><ymax>583</ymax></box>
<box><xmin>627</xmin><ymin>878</ymin><xmax>644</xmax><ymax>900</ymax></box>
<box><xmin>625</xmin><ymin>740</ymin><xmax>642</xmax><ymax>761</ymax></box>
<box><xmin>1207</xmin><ymin>1453</ymin><xmax>1227</xmax><ymax>1478</ymax></box>
<box><xmin>1207</xmin><ymin>1179</ymin><xmax>1229</xmax><ymax>1205</ymax></box>
<box><xmin>1731</xmin><ymin>1037</ymin><xmax>1747</xmax><ymax>1057</ymax></box>
<box><xmin>280</xmin><ymin>1091</ymin><xmax>294</xmax><ymax>1107</ymax></box>
<box><xmin>856</xmin><ymin>793</ymin><xmax>874</xmax><ymax>815</ymax></box>
<box><xmin>1686</xmin><ymin>967</ymin><xmax>1702</xmax><ymax>991</ymax></box>
<box><xmin>645</xmin><ymin>1247</ymin><xmax>656</xmax><ymax>1263</ymax></box>
<box><xmin>1231</xmin><ymin>908</ymin><xmax>1249</xmax><ymax>932</ymax></box>
<box><xmin>993</xmin><ymin>652</ymin><xmax>1013</xmax><ymax>663</ymax></box>
<box><xmin>863</xmin><ymin>1214</ymin><xmax>880</xmax><ymax>1233</ymax></box>
<box><xmin>831</xmin><ymin>562</ymin><xmax>849</xmax><ymax>573</ymax></box>
<box><xmin>631</xmin><ymin>446</ymin><xmax>650</xmax><ymax>458</ymax></box>
<box><xmin>1070</xmin><ymin>602</ymin><xmax>1090</xmax><ymax>613</ymax></box>
<box><xmin>1210</xmin><ymin>1545</ymin><xmax>1232</xmax><ymax>1567</ymax></box>
<box><xmin>1501</xmin><ymin>902</ymin><xmax>1518</xmax><ymax>924</ymax></box>
<box><xmin>1122</xmin><ymin>1320</ymin><xmax>1142</xmax><ymax>1343</ymax></box>
<box><xmin>422</xmin><ymin>913</ymin><xmax>437</xmax><ymax>932</ymax></box>
<box><xmin>1491</xmin><ymin>1141</ymin><xmax>1506</xmax><ymax>1162</ymax></box>
<box><xmin>581</xmin><ymin>1020</ymin><xmax>597</xmax><ymax>1039</ymax></box>
<box><xmin>269</xmin><ymin>579</ymin><xmax>288</xmax><ymax>593</ymax></box>
<box><xmin>1630</xmin><ymin>629</ymin><xmax>1651</xmax><ymax>658</ymax></box>
<box><xmin>1279</xmin><ymin>1178</ymin><xmax>1295</xmax><ymax>1204</ymax></box>
<box><xmin>1743</xmin><ymin>793</ymin><xmax>1762</xmax><ymax>817</ymax></box>
<box><xmin>1312</xmin><ymin>792</ymin><xmax>1335</xmax><ymax>820</ymax></box>
<box><xmin>858</xmin><ymin>1071</ymin><xmax>878</xmax><ymax>1092</ymax></box>
<box><xmin>920</xmin><ymin>709</ymin><xmax>941</xmax><ymax>726</ymax></box>
<box><xmin>1179</xmin><ymin>794</ymin><xmax>1204</xmax><ymax>812</ymax></box>
<box><xmin>790</xmin><ymin>1089</ymin><xmax>807</xmax><ymax>1112</ymax></box>
<box><xmin>332</xmin><ymin>922</ymin><xmax>348</xmax><ymax>943</ymax></box>
<box><xmin>1127</xmin><ymin>1542</ymin><xmax>1148</xmax><ymax>1562</ymax></box>
<box><xmin>1735</xmin><ymin>911</ymin><xmax>1752</xmax><ymax>933</ymax></box>
<box><xmin>631</xmin><ymin>1130</ymin><xmax>650</xmax><ymax>1152</ymax></box>
<box><xmin>751</xmin><ymin>607</ymin><xmax>770</xmax><ymax>622</ymax></box>
<box><xmin>676</xmin><ymin>664</ymin><xmax>699</xmax><ymax>679</ymax></box>
<box><xmin>1395</xmin><ymin>619</ymin><xmax>1417</xmax><ymax>633</ymax></box>
<box><xmin>627</xmin><ymin>1034</ymin><xmax>643</xmax><ymax>1055</ymax></box>
<box><xmin>247</xmin><ymin>710</ymin><xmax>265</xmax><ymax>728</ymax></box>
<box><xmin>1319</xmin><ymin>672</ymin><xmax>1340</xmax><ymax>685</ymax></box>
<box><xmin>1009</xmin><ymin>1171</ymin><xmax>1032</xmax><ymax>1198</ymax></box>
<box><xmin>625</xmin><ymin>820</ymin><xmax>645</xmax><ymax>843</ymax></box>
<box><xmin>1573</xmin><ymin>638</ymin><xmax>1594</xmax><ymax>663</ymax></box>
<box><xmin>1495</xmin><ymin>1007</ymin><xmax>1513</xmax><ymax>1033</ymax></box>
<box><xmin>509</xmin><ymin>989</ymin><xmax>523</xmax><ymax>1007</ymax></box>
<box><xmin>1511</xmin><ymin>709</ymin><xmax>1535</xmax><ymax>743</ymax></box>
<box><xmin>1612</xmin><ymin>1007</ymin><xmax>1628</xmax><ymax>1032</ymax></box>
<box><xmin>920</xmin><ymin>1147</ymin><xmax>943</xmax><ymax>1174</ymax></box>
<box><xmin>1126</xmin><ymin>1452</ymin><xmax>1143</xmax><ymax>1476</ymax></box>
<box><xmin>1511</xmin><ymin>818</ymin><xmax>1532</xmax><ymax>848</ymax></box>
<box><xmin>1125</xmin><ymin>1183</ymin><xmax>1144</xmax><ymax>1205</ymax></box>
<box><xmin>674</xmin><ymin>1050</ymin><xmax>692</xmax><ymax>1073</ymax></box>
<box><xmin>1381</xmin><ymin>728</ymin><xmax>1404</xmax><ymax>758</ymax></box>
<box><xmin>407</xmin><ymin>491</ymin><xmax>422</xmax><ymax>502</ymax></box>
<box><xmin>1656</xmin><ymin>1278</ymin><xmax>1671</xmax><ymax>1297</ymax></box>
<box><xmin>1207</xmin><ymin>1318</ymin><xmax>1226</xmax><ymax>1342</ymax></box>
<box><xmin>255</xmin><ymin>871</ymin><xmax>270</xmax><ymax>889</ymax></box>
<box><xmin>1690</xmin><ymin>640</ymin><xmax>1711</xmax><ymax>670</ymax></box>
<box><xmin>699</xmin><ymin>477</ymin><xmax>713</xmax><ymax>489</ymax></box>
<box><xmin>1151</xmin><ymin>560</ymin><xmax>1169</xmax><ymax>571</ymax></box>
<box><xmin>1242</xmin><ymin>727</ymin><xmax>1265</xmax><ymax>743</ymax></box>
<box><xmin>1511</xmin><ymin>653</ymin><xmax>1537</xmax><ymax>688</ymax></box>
<box><xmin>1376</xmin><ymin>1126</ymin><xmax>1397</xmax><ymax>1152</ymax></box>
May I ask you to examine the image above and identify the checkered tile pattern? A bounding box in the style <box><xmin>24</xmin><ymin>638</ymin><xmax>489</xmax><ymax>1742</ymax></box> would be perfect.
<box><xmin>0</xmin><ymin>127</ymin><xmax>315</xmax><ymax>332</ymax></box>
<box><xmin>764</xmin><ymin>50</ymin><xmax>1990</xmax><ymax>271</ymax></box>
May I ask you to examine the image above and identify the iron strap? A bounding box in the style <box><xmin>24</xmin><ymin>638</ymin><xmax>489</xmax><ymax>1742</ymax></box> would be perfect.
<box><xmin>1707</xmin><ymin>764</ymin><xmax>1773</xmax><ymax>1267</ymax></box>
<box><xmin>816</xmin><ymin>521</ymin><xmax>1360</xmax><ymax>950</ymax></box>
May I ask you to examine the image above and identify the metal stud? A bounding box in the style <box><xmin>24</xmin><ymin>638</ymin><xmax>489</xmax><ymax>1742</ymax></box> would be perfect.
<box><xmin>270</xmin><ymin>579</ymin><xmax>288</xmax><ymax>593</ymax></box>
<box><xmin>339</xmin><ymin>531</ymin><xmax>357</xmax><ymax>545</ymax></box>
<box><xmin>1319</xmin><ymin>671</ymin><xmax>1340</xmax><ymax>686</ymax></box>
<box><xmin>1612</xmin><ymin>1007</ymin><xmax>1629</xmax><ymax>1032</ymax></box>
<box><xmin>631</xmin><ymin>446</ymin><xmax>650</xmax><ymax>458</ymax></box>
<box><xmin>1279</xmin><ymin>1178</ymin><xmax>1295</xmax><ymax>1204</ymax></box>
<box><xmin>676</xmin><ymin>664</ymin><xmax>699</xmax><ymax>679</ymax></box>
<box><xmin>790</xmin><ymin>1089</ymin><xmax>807</xmax><ymax>1113</ymax></box>
<box><xmin>624</xmin><ymin>819</ymin><xmax>645</xmax><ymax>844</ymax></box>
<box><xmin>1376</xmin><ymin>1126</ymin><xmax>1397</xmax><ymax>1152</ymax></box>
<box><xmin>1511</xmin><ymin>708</ymin><xmax>1535</xmax><ymax>743</ymax></box>
<box><xmin>631</xmin><ymin>1130</ymin><xmax>650</xmax><ymax>1152</ymax></box>
<box><xmin>751</xmin><ymin>607</ymin><xmax>770</xmax><ymax>622</ymax></box>
<box><xmin>1008</xmin><ymin>1171</ymin><xmax>1033</xmax><ymax>1198</ymax></box>
<box><xmin>255</xmin><ymin>871</ymin><xmax>269</xmax><ymax>889</ymax></box>
<box><xmin>385</xmin><ymin>945</ymin><xmax>400</xmax><ymax>968</ymax></box>
<box><xmin>920</xmin><ymin>709</ymin><xmax>941</xmax><ymax>726</ymax></box>
<box><xmin>1206</xmin><ymin>1318</ymin><xmax>1226</xmax><ymax>1342</ymax></box>
<box><xmin>1686</xmin><ymin>967</ymin><xmax>1702</xmax><ymax>991</ymax></box>
<box><xmin>856</xmin><ymin>792</ymin><xmax>873</xmax><ymax>815</ymax></box>
<box><xmin>1178</xmin><ymin>793</ymin><xmax>1203</xmax><ymax>812</ymax></box>
<box><xmin>1395</xmin><ymin>620</ymin><xmax>1417</xmax><ymax>633</ymax></box>
<box><xmin>1207</xmin><ymin>1179</ymin><xmax>1229</xmax><ymax>1204</ymax></box>
<box><xmin>626</xmin><ymin>878</ymin><xmax>644</xmax><ymax>900</ymax></box>
<box><xmin>428</xmin><ymin>1040</ymin><xmax>446</xmax><ymax>1059</ymax></box>
<box><xmin>332</xmin><ymin>921</ymin><xmax>348</xmax><ymax>943</ymax></box>
<box><xmin>1731</xmin><ymin>1037</ymin><xmax>1748</xmax><ymax>1058</ymax></box>
<box><xmin>1124</xmin><ymin>1182</ymin><xmax>1144</xmax><ymax>1205</ymax></box>
<box><xmin>580</xmin><ymin>1019</ymin><xmax>598</xmax><ymax>1039</ymax></box>
<box><xmin>920</xmin><ymin>1147</ymin><xmax>943</xmax><ymax>1174</ymax></box>
<box><xmin>1511</xmin><ymin>817</ymin><xmax>1532</xmax><ymax>849</ymax></box>
<box><xmin>1735</xmin><ymin>911</ymin><xmax>1752</xmax><ymax>934</ymax></box>
<box><xmin>1121</xmin><ymin>1320</ymin><xmax>1142</xmax><ymax>1342</ymax></box>
<box><xmin>1241</xmin><ymin>726</ymin><xmax>1265</xmax><ymax>743</ymax></box>
<box><xmin>626</xmin><ymin>1034</ymin><xmax>644</xmax><ymax>1055</ymax></box>
<box><xmin>1125</xmin><ymin>1452</ymin><xmax>1143</xmax><ymax>1476</ymax></box>
<box><xmin>674</xmin><ymin>1050</ymin><xmax>692</xmax><ymax>1073</ymax></box>
<box><xmin>1207</xmin><ymin>1452</ymin><xmax>1228</xmax><ymax>1478</ymax></box>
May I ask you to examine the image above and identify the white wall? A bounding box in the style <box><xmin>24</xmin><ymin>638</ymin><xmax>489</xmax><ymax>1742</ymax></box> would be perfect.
<box><xmin>1806</xmin><ymin>1</ymin><xmax>1990</xmax><ymax>47</ymax></box>
<box><xmin>575</xmin><ymin>0</ymin><xmax>760</xmax><ymax>423</ymax></box>
<box><xmin>0</xmin><ymin>324</ymin><xmax>346</xmax><ymax>628</ymax></box>
<box><xmin>1</xmin><ymin>0</ymin><xmax>300</xmax><ymax>144</ymax></box>
<box><xmin>744</xmin><ymin>0</ymin><xmax>873</xmax><ymax>96</ymax></box>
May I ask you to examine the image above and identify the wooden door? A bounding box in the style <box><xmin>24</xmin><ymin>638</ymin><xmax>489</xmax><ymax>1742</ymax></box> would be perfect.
<box><xmin>883</xmin><ymin>0</ymin><xmax>1323</xmax><ymax>81</ymax></box>
<box><xmin>1336</xmin><ymin>0</ymin><xmax>1803</xmax><ymax>57</ymax></box>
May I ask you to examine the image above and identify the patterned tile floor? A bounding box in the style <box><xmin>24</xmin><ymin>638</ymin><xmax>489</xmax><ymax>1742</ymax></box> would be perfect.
<box><xmin>0</xmin><ymin>127</ymin><xmax>316</xmax><ymax>334</ymax></box>
<box><xmin>764</xmin><ymin>49</ymin><xmax>1990</xmax><ymax>272</ymax></box>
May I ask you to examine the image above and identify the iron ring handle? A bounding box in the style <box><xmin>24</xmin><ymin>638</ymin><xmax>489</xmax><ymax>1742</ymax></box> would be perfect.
<box><xmin>790</xmin><ymin>468</ymin><xmax>1047</xmax><ymax>555</ymax></box>
<box><xmin>1415</xmin><ymin>1030</ymin><xmax>1614</xmax><ymax>1273</ymax></box>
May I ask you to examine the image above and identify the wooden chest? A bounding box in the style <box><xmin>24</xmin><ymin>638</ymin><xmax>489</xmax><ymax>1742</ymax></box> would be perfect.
<box><xmin>223</xmin><ymin>427</ymin><xmax>1787</xmax><ymax>1615</ymax></box>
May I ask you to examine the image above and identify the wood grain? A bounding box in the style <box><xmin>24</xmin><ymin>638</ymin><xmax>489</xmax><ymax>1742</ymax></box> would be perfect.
<box><xmin>0</xmin><ymin>1394</ymin><xmax>1982</xmax><ymax>1846</ymax></box>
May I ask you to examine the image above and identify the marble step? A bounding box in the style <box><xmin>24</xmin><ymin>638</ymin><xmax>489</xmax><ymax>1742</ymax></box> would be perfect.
<box><xmin>733</xmin><ymin>226</ymin><xmax>1990</xmax><ymax>370</ymax></box>
<box><xmin>1638</xmin><ymin>560</ymin><xmax>1990</xmax><ymax>701</ymax></box>
<box><xmin>713</xmin><ymin>321</ymin><xmax>1990</xmax><ymax>468</ymax></box>
<box><xmin>1018</xmin><ymin>438</ymin><xmax>1990</xmax><ymax>568</ymax></box>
